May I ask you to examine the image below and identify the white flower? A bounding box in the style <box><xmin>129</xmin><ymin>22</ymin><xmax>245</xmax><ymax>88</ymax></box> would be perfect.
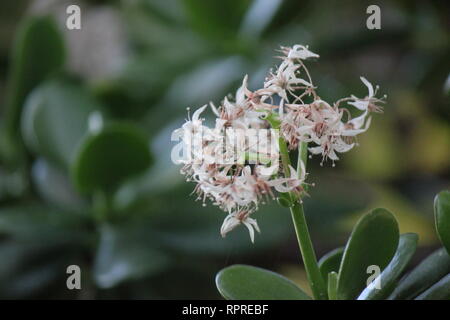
<box><xmin>220</xmin><ymin>210</ymin><xmax>260</xmax><ymax>243</ymax></box>
<box><xmin>268</xmin><ymin>164</ymin><xmax>306</xmax><ymax>194</ymax></box>
<box><xmin>341</xmin><ymin>111</ymin><xmax>371</xmax><ymax>136</ymax></box>
<box><xmin>260</xmin><ymin>60</ymin><xmax>312</xmax><ymax>101</ymax></box>
<box><xmin>174</xmin><ymin>44</ymin><xmax>383</xmax><ymax>242</ymax></box>
<box><xmin>182</xmin><ymin>104</ymin><xmax>207</xmax><ymax>132</ymax></box>
<box><xmin>281</xmin><ymin>104</ymin><xmax>311</xmax><ymax>148</ymax></box>
<box><xmin>309</xmin><ymin>137</ymin><xmax>354</xmax><ymax>163</ymax></box>
<box><xmin>348</xmin><ymin>77</ymin><xmax>384</xmax><ymax>113</ymax></box>
<box><xmin>284</xmin><ymin>45</ymin><xmax>319</xmax><ymax>61</ymax></box>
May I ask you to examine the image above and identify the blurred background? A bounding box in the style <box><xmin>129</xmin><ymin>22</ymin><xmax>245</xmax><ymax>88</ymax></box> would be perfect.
<box><xmin>0</xmin><ymin>0</ymin><xmax>448</xmax><ymax>299</ymax></box>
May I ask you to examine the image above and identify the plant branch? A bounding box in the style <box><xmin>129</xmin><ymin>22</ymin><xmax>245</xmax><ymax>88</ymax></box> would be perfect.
<box><xmin>278</xmin><ymin>139</ymin><xmax>328</xmax><ymax>300</ymax></box>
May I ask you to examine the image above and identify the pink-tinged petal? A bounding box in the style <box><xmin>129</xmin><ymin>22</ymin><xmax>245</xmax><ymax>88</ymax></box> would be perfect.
<box><xmin>348</xmin><ymin>100</ymin><xmax>369</xmax><ymax>111</ymax></box>
<box><xmin>308</xmin><ymin>146</ymin><xmax>323</xmax><ymax>155</ymax></box>
<box><xmin>288</xmin><ymin>165</ymin><xmax>298</xmax><ymax>179</ymax></box>
<box><xmin>343</xmin><ymin>116</ymin><xmax>372</xmax><ymax>136</ymax></box>
<box><xmin>243</xmin><ymin>218</ymin><xmax>259</xmax><ymax>243</ymax></box>
<box><xmin>220</xmin><ymin>214</ymin><xmax>237</xmax><ymax>238</ymax></box>
<box><xmin>288</xmin><ymin>45</ymin><xmax>320</xmax><ymax>60</ymax></box>
<box><xmin>267</xmin><ymin>178</ymin><xmax>290</xmax><ymax>193</ymax></box>
<box><xmin>192</xmin><ymin>104</ymin><xmax>208</xmax><ymax>122</ymax></box>
<box><xmin>248</xmin><ymin>218</ymin><xmax>261</xmax><ymax>233</ymax></box>
<box><xmin>257</xmin><ymin>164</ymin><xmax>279</xmax><ymax>177</ymax></box>
<box><xmin>291</xmin><ymin>78</ymin><xmax>313</xmax><ymax>87</ymax></box>
<box><xmin>334</xmin><ymin>141</ymin><xmax>354</xmax><ymax>153</ymax></box>
<box><xmin>360</xmin><ymin>76</ymin><xmax>374</xmax><ymax>97</ymax></box>
<box><xmin>209</xmin><ymin>102</ymin><xmax>220</xmax><ymax>117</ymax></box>
<box><xmin>349</xmin><ymin>110</ymin><xmax>368</xmax><ymax>129</ymax></box>
<box><xmin>328</xmin><ymin>149</ymin><xmax>339</xmax><ymax>161</ymax></box>
<box><xmin>273</xmin><ymin>184</ymin><xmax>292</xmax><ymax>193</ymax></box>
<box><xmin>297</xmin><ymin>160</ymin><xmax>306</xmax><ymax>181</ymax></box>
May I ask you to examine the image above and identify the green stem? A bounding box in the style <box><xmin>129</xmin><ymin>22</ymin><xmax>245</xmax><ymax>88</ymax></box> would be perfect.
<box><xmin>290</xmin><ymin>201</ymin><xmax>327</xmax><ymax>300</ymax></box>
<box><xmin>278</xmin><ymin>139</ymin><xmax>327</xmax><ymax>300</ymax></box>
<box><xmin>278</xmin><ymin>137</ymin><xmax>292</xmax><ymax>177</ymax></box>
<box><xmin>93</xmin><ymin>190</ymin><xmax>112</xmax><ymax>223</ymax></box>
<box><xmin>327</xmin><ymin>272</ymin><xmax>338</xmax><ymax>300</ymax></box>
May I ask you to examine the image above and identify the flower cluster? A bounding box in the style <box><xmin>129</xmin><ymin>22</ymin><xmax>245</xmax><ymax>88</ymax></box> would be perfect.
<box><xmin>175</xmin><ymin>44</ymin><xmax>385</xmax><ymax>242</ymax></box>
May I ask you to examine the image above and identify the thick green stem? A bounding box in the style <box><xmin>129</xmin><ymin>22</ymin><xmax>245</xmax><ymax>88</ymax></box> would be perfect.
<box><xmin>290</xmin><ymin>201</ymin><xmax>327</xmax><ymax>300</ymax></box>
<box><xmin>327</xmin><ymin>272</ymin><xmax>338</xmax><ymax>300</ymax></box>
<box><xmin>278</xmin><ymin>139</ymin><xmax>327</xmax><ymax>300</ymax></box>
<box><xmin>93</xmin><ymin>190</ymin><xmax>112</xmax><ymax>223</ymax></box>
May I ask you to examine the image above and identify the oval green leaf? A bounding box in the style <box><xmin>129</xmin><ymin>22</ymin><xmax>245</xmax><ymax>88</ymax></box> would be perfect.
<box><xmin>0</xmin><ymin>205</ymin><xmax>87</xmax><ymax>243</ymax></box>
<box><xmin>388</xmin><ymin>247</ymin><xmax>450</xmax><ymax>300</ymax></box>
<box><xmin>71</xmin><ymin>123</ymin><xmax>152</xmax><ymax>193</ymax></box>
<box><xmin>94</xmin><ymin>223</ymin><xmax>168</xmax><ymax>289</ymax></box>
<box><xmin>358</xmin><ymin>233</ymin><xmax>418</xmax><ymax>300</ymax></box>
<box><xmin>216</xmin><ymin>264</ymin><xmax>311</xmax><ymax>300</ymax></box>
<box><xmin>31</xmin><ymin>158</ymin><xmax>87</xmax><ymax>210</ymax></box>
<box><xmin>318</xmin><ymin>247</ymin><xmax>343</xmax><ymax>286</ymax></box>
<box><xmin>3</xmin><ymin>16</ymin><xmax>65</xmax><ymax>146</ymax></box>
<box><xmin>182</xmin><ymin>0</ymin><xmax>249</xmax><ymax>43</ymax></box>
<box><xmin>337</xmin><ymin>208</ymin><xmax>399</xmax><ymax>300</ymax></box>
<box><xmin>21</xmin><ymin>79</ymin><xmax>104</xmax><ymax>169</ymax></box>
<box><xmin>415</xmin><ymin>274</ymin><xmax>450</xmax><ymax>300</ymax></box>
<box><xmin>435</xmin><ymin>190</ymin><xmax>450</xmax><ymax>255</ymax></box>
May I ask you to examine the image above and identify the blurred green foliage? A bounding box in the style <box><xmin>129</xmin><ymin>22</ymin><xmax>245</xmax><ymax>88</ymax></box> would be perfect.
<box><xmin>0</xmin><ymin>0</ymin><xmax>448</xmax><ymax>299</ymax></box>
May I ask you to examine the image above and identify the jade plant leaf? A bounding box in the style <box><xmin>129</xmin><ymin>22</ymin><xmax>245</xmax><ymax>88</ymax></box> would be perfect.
<box><xmin>336</xmin><ymin>208</ymin><xmax>399</xmax><ymax>300</ymax></box>
<box><xmin>3</xmin><ymin>16</ymin><xmax>65</xmax><ymax>146</ymax></box>
<box><xmin>182</xmin><ymin>0</ymin><xmax>249</xmax><ymax>43</ymax></box>
<box><xmin>0</xmin><ymin>241</ymin><xmax>77</xmax><ymax>299</ymax></box>
<box><xmin>21</xmin><ymin>79</ymin><xmax>104</xmax><ymax>169</ymax></box>
<box><xmin>71</xmin><ymin>123</ymin><xmax>152</xmax><ymax>193</ymax></box>
<box><xmin>415</xmin><ymin>274</ymin><xmax>450</xmax><ymax>300</ymax></box>
<box><xmin>216</xmin><ymin>264</ymin><xmax>311</xmax><ymax>300</ymax></box>
<box><xmin>0</xmin><ymin>205</ymin><xmax>88</xmax><ymax>244</ymax></box>
<box><xmin>31</xmin><ymin>158</ymin><xmax>87</xmax><ymax>210</ymax></box>
<box><xmin>93</xmin><ymin>223</ymin><xmax>169</xmax><ymax>289</ymax></box>
<box><xmin>388</xmin><ymin>247</ymin><xmax>450</xmax><ymax>300</ymax></box>
<box><xmin>358</xmin><ymin>233</ymin><xmax>418</xmax><ymax>300</ymax></box>
<box><xmin>318</xmin><ymin>247</ymin><xmax>343</xmax><ymax>286</ymax></box>
<box><xmin>435</xmin><ymin>190</ymin><xmax>450</xmax><ymax>255</ymax></box>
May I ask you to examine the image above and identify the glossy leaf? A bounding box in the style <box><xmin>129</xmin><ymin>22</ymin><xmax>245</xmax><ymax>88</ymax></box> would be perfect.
<box><xmin>31</xmin><ymin>158</ymin><xmax>87</xmax><ymax>210</ymax></box>
<box><xmin>435</xmin><ymin>190</ymin><xmax>450</xmax><ymax>255</ymax></box>
<box><xmin>388</xmin><ymin>247</ymin><xmax>450</xmax><ymax>300</ymax></box>
<box><xmin>318</xmin><ymin>247</ymin><xmax>343</xmax><ymax>285</ymax></box>
<box><xmin>415</xmin><ymin>274</ymin><xmax>450</xmax><ymax>300</ymax></box>
<box><xmin>337</xmin><ymin>208</ymin><xmax>399</xmax><ymax>300</ymax></box>
<box><xmin>137</xmin><ymin>185</ymin><xmax>292</xmax><ymax>256</ymax></box>
<box><xmin>358</xmin><ymin>233</ymin><xmax>418</xmax><ymax>300</ymax></box>
<box><xmin>71</xmin><ymin>123</ymin><xmax>152</xmax><ymax>193</ymax></box>
<box><xmin>216</xmin><ymin>264</ymin><xmax>311</xmax><ymax>300</ymax></box>
<box><xmin>182</xmin><ymin>0</ymin><xmax>249</xmax><ymax>44</ymax></box>
<box><xmin>0</xmin><ymin>241</ymin><xmax>75</xmax><ymax>299</ymax></box>
<box><xmin>239</xmin><ymin>0</ymin><xmax>283</xmax><ymax>39</ymax></box>
<box><xmin>93</xmin><ymin>223</ymin><xmax>169</xmax><ymax>289</ymax></box>
<box><xmin>3</xmin><ymin>16</ymin><xmax>65</xmax><ymax>144</ymax></box>
<box><xmin>21</xmin><ymin>79</ymin><xmax>104</xmax><ymax>169</ymax></box>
